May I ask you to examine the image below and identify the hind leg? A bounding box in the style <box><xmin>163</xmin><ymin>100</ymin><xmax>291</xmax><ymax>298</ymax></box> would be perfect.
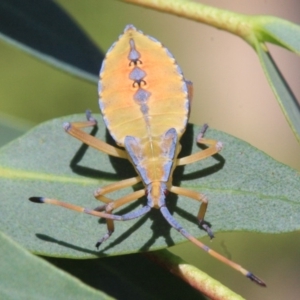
<box><xmin>169</xmin><ymin>185</ymin><xmax>214</xmax><ymax>238</ymax></box>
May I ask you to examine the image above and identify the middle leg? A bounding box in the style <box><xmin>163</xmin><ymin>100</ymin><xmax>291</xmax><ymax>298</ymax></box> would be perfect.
<box><xmin>94</xmin><ymin>188</ymin><xmax>147</xmax><ymax>248</ymax></box>
<box><xmin>177</xmin><ymin>124</ymin><xmax>223</xmax><ymax>166</ymax></box>
<box><xmin>92</xmin><ymin>176</ymin><xmax>142</xmax><ymax>245</ymax></box>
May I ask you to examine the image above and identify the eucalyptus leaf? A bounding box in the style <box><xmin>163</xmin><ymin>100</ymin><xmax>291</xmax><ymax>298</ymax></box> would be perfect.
<box><xmin>0</xmin><ymin>113</ymin><xmax>31</xmax><ymax>147</ymax></box>
<box><xmin>0</xmin><ymin>0</ymin><xmax>102</xmax><ymax>82</ymax></box>
<box><xmin>254</xmin><ymin>42</ymin><xmax>300</xmax><ymax>142</ymax></box>
<box><xmin>0</xmin><ymin>114</ymin><xmax>299</xmax><ymax>258</ymax></box>
<box><xmin>249</xmin><ymin>15</ymin><xmax>300</xmax><ymax>141</ymax></box>
<box><xmin>251</xmin><ymin>15</ymin><xmax>300</xmax><ymax>54</ymax></box>
<box><xmin>0</xmin><ymin>231</ymin><xmax>113</xmax><ymax>300</ymax></box>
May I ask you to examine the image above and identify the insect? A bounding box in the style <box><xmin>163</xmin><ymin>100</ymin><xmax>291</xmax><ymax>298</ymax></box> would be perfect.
<box><xmin>29</xmin><ymin>24</ymin><xmax>265</xmax><ymax>286</ymax></box>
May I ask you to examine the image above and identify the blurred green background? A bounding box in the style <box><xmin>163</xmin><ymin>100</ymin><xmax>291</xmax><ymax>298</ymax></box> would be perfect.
<box><xmin>1</xmin><ymin>0</ymin><xmax>299</xmax><ymax>299</ymax></box>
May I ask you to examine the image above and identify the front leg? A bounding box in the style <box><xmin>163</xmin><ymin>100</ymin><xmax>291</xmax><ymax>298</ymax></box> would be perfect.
<box><xmin>64</xmin><ymin>110</ymin><xmax>127</xmax><ymax>159</ymax></box>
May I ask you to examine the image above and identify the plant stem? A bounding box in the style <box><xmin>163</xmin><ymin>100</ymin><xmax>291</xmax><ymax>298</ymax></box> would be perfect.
<box><xmin>145</xmin><ymin>249</ymin><xmax>245</xmax><ymax>300</ymax></box>
<box><xmin>120</xmin><ymin>0</ymin><xmax>253</xmax><ymax>42</ymax></box>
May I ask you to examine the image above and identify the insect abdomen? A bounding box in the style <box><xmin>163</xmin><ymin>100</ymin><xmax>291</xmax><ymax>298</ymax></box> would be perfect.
<box><xmin>99</xmin><ymin>25</ymin><xmax>190</xmax><ymax>146</ymax></box>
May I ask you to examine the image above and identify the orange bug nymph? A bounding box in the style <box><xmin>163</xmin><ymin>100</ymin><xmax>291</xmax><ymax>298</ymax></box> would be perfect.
<box><xmin>29</xmin><ymin>25</ymin><xmax>265</xmax><ymax>286</ymax></box>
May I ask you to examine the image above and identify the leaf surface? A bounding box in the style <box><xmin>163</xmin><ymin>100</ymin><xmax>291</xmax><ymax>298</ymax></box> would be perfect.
<box><xmin>247</xmin><ymin>15</ymin><xmax>300</xmax><ymax>142</ymax></box>
<box><xmin>0</xmin><ymin>113</ymin><xmax>31</xmax><ymax>147</ymax></box>
<box><xmin>0</xmin><ymin>230</ymin><xmax>113</xmax><ymax>300</ymax></box>
<box><xmin>0</xmin><ymin>114</ymin><xmax>299</xmax><ymax>258</ymax></box>
<box><xmin>254</xmin><ymin>42</ymin><xmax>300</xmax><ymax>143</ymax></box>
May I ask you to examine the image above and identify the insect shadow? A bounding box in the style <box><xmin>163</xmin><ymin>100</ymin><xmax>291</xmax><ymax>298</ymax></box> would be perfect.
<box><xmin>67</xmin><ymin>124</ymin><xmax>120</xmax><ymax>180</ymax></box>
<box><xmin>35</xmin><ymin>233</ymin><xmax>103</xmax><ymax>256</ymax></box>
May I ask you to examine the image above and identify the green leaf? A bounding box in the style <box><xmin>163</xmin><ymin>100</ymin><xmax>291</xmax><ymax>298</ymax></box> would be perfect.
<box><xmin>254</xmin><ymin>42</ymin><xmax>300</xmax><ymax>143</ymax></box>
<box><xmin>246</xmin><ymin>16</ymin><xmax>300</xmax><ymax>142</ymax></box>
<box><xmin>0</xmin><ymin>0</ymin><xmax>102</xmax><ymax>82</ymax></box>
<box><xmin>0</xmin><ymin>112</ymin><xmax>32</xmax><ymax>147</ymax></box>
<box><xmin>250</xmin><ymin>15</ymin><xmax>300</xmax><ymax>54</ymax></box>
<box><xmin>0</xmin><ymin>230</ymin><xmax>113</xmax><ymax>300</ymax></box>
<box><xmin>0</xmin><ymin>115</ymin><xmax>299</xmax><ymax>258</ymax></box>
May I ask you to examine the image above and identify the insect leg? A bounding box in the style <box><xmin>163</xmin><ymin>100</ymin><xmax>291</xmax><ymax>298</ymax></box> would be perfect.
<box><xmin>176</xmin><ymin>124</ymin><xmax>222</xmax><ymax>166</ymax></box>
<box><xmin>64</xmin><ymin>110</ymin><xmax>127</xmax><ymax>159</ymax></box>
<box><xmin>94</xmin><ymin>189</ymin><xmax>148</xmax><ymax>248</ymax></box>
<box><xmin>94</xmin><ymin>176</ymin><xmax>142</xmax><ymax>204</ymax></box>
<box><xmin>29</xmin><ymin>190</ymin><xmax>145</xmax><ymax>220</ymax></box>
<box><xmin>29</xmin><ymin>190</ymin><xmax>150</xmax><ymax>249</ymax></box>
<box><xmin>93</xmin><ymin>180</ymin><xmax>144</xmax><ymax>247</ymax></box>
<box><xmin>169</xmin><ymin>185</ymin><xmax>213</xmax><ymax>238</ymax></box>
<box><xmin>160</xmin><ymin>206</ymin><xmax>266</xmax><ymax>287</ymax></box>
<box><xmin>28</xmin><ymin>196</ymin><xmax>124</xmax><ymax>220</ymax></box>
